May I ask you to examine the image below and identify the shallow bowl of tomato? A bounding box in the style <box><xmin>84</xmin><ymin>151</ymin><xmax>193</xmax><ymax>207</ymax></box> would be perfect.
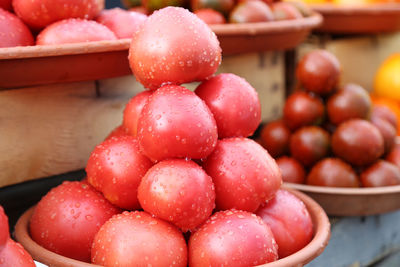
<box><xmin>14</xmin><ymin>188</ymin><xmax>329</xmax><ymax>267</ymax></box>
<box><xmin>285</xmin><ymin>182</ymin><xmax>400</xmax><ymax>216</ymax></box>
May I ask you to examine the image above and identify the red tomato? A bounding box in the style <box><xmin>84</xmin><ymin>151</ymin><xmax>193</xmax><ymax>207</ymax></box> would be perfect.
<box><xmin>191</xmin><ymin>0</ymin><xmax>235</xmax><ymax>16</ymax></box>
<box><xmin>36</xmin><ymin>19</ymin><xmax>117</xmax><ymax>45</ymax></box>
<box><xmin>0</xmin><ymin>206</ymin><xmax>9</xmax><ymax>249</ymax></box>
<box><xmin>259</xmin><ymin>120</ymin><xmax>291</xmax><ymax>158</ymax></box>
<box><xmin>256</xmin><ymin>189</ymin><xmax>313</xmax><ymax>258</ymax></box>
<box><xmin>203</xmin><ymin>138</ymin><xmax>282</xmax><ymax>212</ymax></box>
<box><xmin>386</xmin><ymin>143</ymin><xmax>400</xmax><ymax>167</ymax></box>
<box><xmin>104</xmin><ymin>125</ymin><xmax>129</xmax><ymax>140</ymax></box>
<box><xmin>272</xmin><ymin>2</ymin><xmax>303</xmax><ymax>20</ymax></box>
<box><xmin>189</xmin><ymin>209</ymin><xmax>278</xmax><ymax>267</ymax></box>
<box><xmin>129</xmin><ymin>7</ymin><xmax>221</xmax><ymax>90</ymax></box>
<box><xmin>195</xmin><ymin>73</ymin><xmax>261</xmax><ymax>138</ymax></box>
<box><xmin>96</xmin><ymin>8</ymin><xmax>147</xmax><ymax>39</ymax></box>
<box><xmin>276</xmin><ymin>156</ymin><xmax>306</xmax><ymax>184</ymax></box>
<box><xmin>0</xmin><ymin>8</ymin><xmax>33</xmax><ymax>48</ymax></box>
<box><xmin>92</xmin><ymin>211</ymin><xmax>187</xmax><ymax>266</ymax></box>
<box><xmin>0</xmin><ymin>0</ymin><xmax>11</xmax><ymax>11</ymax></box>
<box><xmin>137</xmin><ymin>85</ymin><xmax>218</xmax><ymax>162</ymax></box>
<box><xmin>13</xmin><ymin>0</ymin><xmax>104</xmax><ymax>30</ymax></box>
<box><xmin>122</xmin><ymin>90</ymin><xmax>152</xmax><ymax>137</ymax></box>
<box><xmin>360</xmin><ymin>160</ymin><xmax>400</xmax><ymax>187</ymax></box>
<box><xmin>138</xmin><ymin>159</ymin><xmax>215</xmax><ymax>232</ymax></box>
<box><xmin>229</xmin><ymin>0</ymin><xmax>274</xmax><ymax>23</ymax></box>
<box><xmin>29</xmin><ymin>181</ymin><xmax>121</xmax><ymax>262</ymax></box>
<box><xmin>142</xmin><ymin>0</ymin><xmax>186</xmax><ymax>12</ymax></box>
<box><xmin>86</xmin><ymin>136</ymin><xmax>153</xmax><ymax>210</ymax></box>
<box><xmin>0</xmin><ymin>239</ymin><xmax>35</xmax><ymax>267</ymax></box>
<box><xmin>194</xmin><ymin>9</ymin><xmax>226</xmax><ymax>24</ymax></box>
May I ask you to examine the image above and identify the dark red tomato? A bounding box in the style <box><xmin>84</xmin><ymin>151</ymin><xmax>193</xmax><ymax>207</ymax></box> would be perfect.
<box><xmin>296</xmin><ymin>50</ymin><xmax>341</xmax><ymax>95</ymax></box>
<box><xmin>191</xmin><ymin>0</ymin><xmax>235</xmax><ymax>16</ymax></box>
<box><xmin>142</xmin><ymin>0</ymin><xmax>186</xmax><ymax>12</ymax></box>
<box><xmin>259</xmin><ymin>120</ymin><xmax>291</xmax><ymax>158</ymax></box>
<box><xmin>195</xmin><ymin>73</ymin><xmax>261</xmax><ymax>138</ymax></box>
<box><xmin>122</xmin><ymin>90</ymin><xmax>152</xmax><ymax>137</ymax></box>
<box><xmin>306</xmin><ymin>158</ymin><xmax>359</xmax><ymax>187</ymax></box>
<box><xmin>129</xmin><ymin>7</ymin><xmax>221</xmax><ymax>90</ymax></box>
<box><xmin>86</xmin><ymin>136</ymin><xmax>153</xmax><ymax>210</ymax></box>
<box><xmin>104</xmin><ymin>125</ymin><xmax>129</xmax><ymax>140</ymax></box>
<box><xmin>36</xmin><ymin>19</ymin><xmax>117</xmax><ymax>45</ymax></box>
<box><xmin>276</xmin><ymin>156</ymin><xmax>306</xmax><ymax>184</ymax></box>
<box><xmin>272</xmin><ymin>2</ymin><xmax>303</xmax><ymax>20</ymax></box>
<box><xmin>0</xmin><ymin>206</ymin><xmax>9</xmax><ymax>249</ymax></box>
<box><xmin>256</xmin><ymin>189</ymin><xmax>313</xmax><ymax>258</ymax></box>
<box><xmin>0</xmin><ymin>239</ymin><xmax>35</xmax><ymax>267</ymax></box>
<box><xmin>13</xmin><ymin>0</ymin><xmax>104</xmax><ymax>30</ymax></box>
<box><xmin>194</xmin><ymin>8</ymin><xmax>226</xmax><ymax>24</ymax></box>
<box><xmin>283</xmin><ymin>91</ymin><xmax>325</xmax><ymax>130</ymax></box>
<box><xmin>122</xmin><ymin>0</ymin><xmax>142</xmax><ymax>8</ymax></box>
<box><xmin>138</xmin><ymin>159</ymin><xmax>215</xmax><ymax>232</ymax></box>
<box><xmin>137</xmin><ymin>85</ymin><xmax>218</xmax><ymax>162</ymax></box>
<box><xmin>229</xmin><ymin>0</ymin><xmax>274</xmax><ymax>23</ymax></box>
<box><xmin>371</xmin><ymin>116</ymin><xmax>396</xmax><ymax>154</ymax></box>
<box><xmin>29</xmin><ymin>181</ymin><xmax>121</xmax><ymax>262</ymax></box>
<box><xmin>0</xmin><ymin>8</ymin><xmax>33</xmax><ymax>48</ymax></box>
<box><xmin>360</xmin><ymin>160</ymin><xmax>400</xmax><ymax>187</ymax></box>
<box><xmin>189</xmin><ymin>209</ymin><xmax>278</xmax><ymax>267</ymax></box>
<box><xmin>290</xmin><ymin>126</ymin><xmax>330</xmax><ymax>167</ymax></box>
<box><xmin>96</xmin><ymin>8</ymin><xmax>147</xmax><ymax>39</ymax></box>
<box><xmin>371</xmin><ymin>104</ymin><xmax>398</xmax><ymax>130</ymax></box>
<box><xmin>0</xmin><ymin>0</ymin><xmax>11</xmax><ymax>11</ymax></box>
<box><xmin>92</xmin><ymin>211</ymin><xmax>187</xmax><ymax>266</ymax></box>
<box><xmin>386</xmin><ymin>143</ymin><xmax>400</xmax><ymax>167</ymax></box>
<box><xmin>203</xmin><ymin>138</ymin><xmax>282</xmax><ymax>212</ymax></box>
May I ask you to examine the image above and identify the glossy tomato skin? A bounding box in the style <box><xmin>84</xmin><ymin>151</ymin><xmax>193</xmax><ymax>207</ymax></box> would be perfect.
<box><xmin>386</xmin><ymin>143</ymin><xmax>400</xmax><ymax>167</ymax></box>
<box><xmin>29</xmin><ymin>181</ymin><xmax>121</xmax><ymax>262</ymax></box>
<box><xmin>104</xmin><ymin>125</ymin><xmax>129</xmax><ymax>140</ymax></box>
<box><xmin>122</xmin><ymin>90</ymin><xmax>152</xmax><ymax>137</ymax></box>
<box><xmin>0</xmin><ymin>8</ymin><xmax>33</xmax><ymax>48</ymax></box>
<box><xmin>138</xmin><ymin>159</ymin><xmax>215</xmax><ymax>232</ymax></box>
<box><xmin>189</xmin><ymin>209</ymin><xmax>278</xmax><ymax>267</ymax></box>
<box><xmin>138</xmin><ymin>85</ymin><xmax>218</xmax><ymax>162</ymax></box>
<box><xmin>96</xmin><ymin>8</ymin><xmax>147</xmax><ymax>39</ymax></box>
<box><xmin>0</xmin><ymin>239</ymin><xmax>35</xmax><ymax>267</ymax></box>
<box><xmin>191</xmin><ymin>0</ymin><xmax>235</xmax><ymax>16</ymax></box>
<box><xmin>86</xmin><ymin>136</ymin><xmax>153</xmax><ymax>210</ymax></box>
<box><xmin>0</xmin><ymin>206</ymin><xmax>9</xmax><ymax>249</ymax></box>
<box><xmin>203</xmin><ymin>138</ymin><xmax>282</xmax><ymax>212</ymax></box>
<box><xmin>129</xmin><ymin>7</ymin><xmax>221</xmax><ymax>90</ymax></box>
<box><xmin>360</xmin><ymin>160</ymin><xmax>400</xmax><ymax>187</ymax></box>
<box><xmin>256</xmin><ymin>189</ymin><xmax>313</xmax><ymax>258</ymax></box>
<box><xmin>372</xmin><ymin>105</ymin><xmax>398</xmax><ymax>130</ymax></box>
<box><xmin>276</xmin><ymin>156</ymin><xmax>306</xmax><ymax>184</ymax></box>
<box><xmin>194</xmin><ymin>8</ymin><xmax>226</xmax><ymax>24</ymax></box>
<box><xmin>229</xmin><ymin>0</ymin><xmax>274</xmax><ymax>23</ymax></box>
<box><xmin>0</xmin><ymin>0</ymin><xmax>11</xmax><ymax>11</ymax></box>
<box><xmin>92</xmin><ymin>211</ymin><xmax>187</xmax><ymax>267</ymax></box>
<box><xmin>371</xmin><ymin>116</ymin><xmax>397</xmax><ymax>154</ymax></box>
<box><xmin>13</xmin><ymin>0</ymin><xmax>104</xmax><ymax>30</ymax></box>
<box><xmin>36</xmin><ymin>19</ymin><xmax>117</xmax><ymax>45</ymax></box>
<box><xmin>195</xmin><ymin>73</ymin><xmax>261</xmax><ymax>138</ymax></box>
<box><xmin>272</xmin><ymin>2</ymin><xmax>303</xmax><ymax>20</ymax></box>
<box><xmin>259</xmin><ymin>120</ymin><xmax>291</xmax><ymax>158</ymax></box>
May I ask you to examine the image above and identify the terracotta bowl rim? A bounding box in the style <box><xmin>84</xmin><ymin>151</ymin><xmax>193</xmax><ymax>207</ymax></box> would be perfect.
<box><xmin>14</xmin><ymin>188</ymin><xmax>330</xmax><ymax>267</ymax></box>
<box><xmin>310</xmin><ymin>3</ymin><xmax>400</xmax><ymax>14</ymax></box>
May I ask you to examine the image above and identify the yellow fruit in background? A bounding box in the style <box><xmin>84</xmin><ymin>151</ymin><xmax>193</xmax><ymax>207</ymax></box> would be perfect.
<box><xmin>374</xmin><ymin>54</ymin><xmax>400</xmax><ymax>101</ymax></box>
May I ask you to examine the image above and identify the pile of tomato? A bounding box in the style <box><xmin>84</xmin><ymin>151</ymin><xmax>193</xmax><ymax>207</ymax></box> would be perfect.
<box><xmin>259</xmin><ymin>50</ymin><xmax>400</xmax><ymax>188</ymax></box>
<box><xmin>24</xmin><ymin>6</ymin><xmax>315</xmax><ymax>267</ymax></box>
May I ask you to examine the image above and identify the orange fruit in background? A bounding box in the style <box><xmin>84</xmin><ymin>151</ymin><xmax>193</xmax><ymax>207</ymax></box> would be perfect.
<box><xmin>371</xmin><ymin>95</ymin><xmax>400</xmax><ymax>135</ymax></box>
<box><xmin>374</xmin><ymin>54</ymin><xmax>400</xmax><ymax>101</ymax></box>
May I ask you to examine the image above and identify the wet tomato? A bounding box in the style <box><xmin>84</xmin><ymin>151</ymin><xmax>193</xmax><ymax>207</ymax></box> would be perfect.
<box><xmin>0</xmin><ymin>8</ymin><xmax>33</xmax><ymax>48</ymax></box>
<box><xmin>194</xmin><ymin>9</ymin><xmax>227</xmax><ymax>24</ymax></box>
<box><xmin>122</xmin><ymin>90</ymin><xmax>152</xmax><ymax>137</ymax></box>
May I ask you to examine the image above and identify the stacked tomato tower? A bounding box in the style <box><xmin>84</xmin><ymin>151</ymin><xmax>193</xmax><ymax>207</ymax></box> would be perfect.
<box><xmin>28</xmin><ymin>7</ymin><xmax>314</xmax><ymax>266</ymax></box>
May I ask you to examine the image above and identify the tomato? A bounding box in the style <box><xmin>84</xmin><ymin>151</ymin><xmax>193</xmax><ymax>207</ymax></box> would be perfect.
<box><xmin>371</xmin><ymin>116</ymin><xmax>396</xmax><ymax>154</ymax></box>
<box><xmin>276</xmin><ymin>156</ymin><xmax>306</xmax><ymax>184</ymax></box>
<box><xmin>0</xmin><ymin>239</ymin><xmax>35</xmax><ymax>267</ymax></box>
<box><xmin>360</xmin><ymin>160</ymin><xmax>400</xmax><ymax>187</ymax></box>
<box><xmin>189</xmin><ymin>209</ymin><xmax>278</xmax><ymax>267</ymax></box>
<box><xmin>194</xmin><ymin>9</ymin><xmax>226</xmax><ymax>24</ymax></box>
<box><xmin>122</xmin><ymin>90</ymin><xmax>152</xmax><ymax>137</ymax></box>
<box><xmin>137</xmin><ymin>85</ymin><xmax>218</xmax><ymax>162</ymax></box>
<box><xmin>272</xmin><ymin>2</ymin><xmax>303</xmax><ymax>20</ymax></box>
<box><xmin>372</xmin><ymin>104</ymin><xmax>398</xmax><ymax>130</ymax></box>
<box><xmin>0</xmin><ymin>206</ymin><xmax>9</xmax><ymax>249</ymax></box>
<box><xmin>195</xmin><ymin>73</ymin><xmax>261</xmax><ymax>138</ymax></box>
<box><xmin>191</xmin><ymin>0</ymin><xmax>235</xmax><ymax>16</ymax></box>
<box><xmin>13</xmin><ymin>0</ymin><xmax>104</xmax><ymax>30</ymax></box>
<box><xmin>96</xmin><ymin>8</ymin><xmax>147</xmax><ymax>39</ymax></box>
<box><xmin>122</xmin><ymin>0</ymin><xmax>142</xmax><ymax>8</ymax></box>
<box><xmin>0</xmin><ymin>8</ymin><xmax>33</xmax><ymax>48</ymax></box>
<box><xmin>36</xmin><ymin>19</ymin><xmax>117</xmax><ymax>45</ymax></box>
<box><xmin>306</xmin><ymin>158</ymin><xmax>359</xmax><ymax>187</ymax></box>
<box><xmin>283</xmin><ymin>91</ymin><xmax>325</xmax><ymax>130</ymax></box>
<box><xmin>203</xmin><ymin>138</ymin><xmax>282</xmax><ymax>212</ymax></box>
<box><xmin>256</xmin><ymin>189</ymin><xmax>313</xmax><ymax>258</ymax></box>
<box><xmin>0</xmin><ymin>0</ymin><xmax>11</xmax><ymax>11</ymax></box>
<box><xmin>229</xmin><ymin>0</ymin><xmax>274</xmax><ymax>23</ymax></box>
<box><xmin>129</xmin><ymin>7</ymin><xmax>221</xmax><ymax>90</ymax></box>
<box><xmin>142</xmin><ymin>0</ymin><xmax>186</xmax><ymax>12</ymax></box>
<box><xmin>386</xmin><ymin>143</ymin><xmax>400</xmax><ymax>167</ymax></box>
<box><xmin>104</xmin><ymin>125</ymin><xmax>129</xmax><ymax>140</ymax></box>
<box><xmin>86</xmin><ymin>136</ymin><xmax>153</xmax><ymax>210</ymax></box>
<box><xmin>259</xmin><ymin>120</ymin><xmax>291</xmax><ymax>158</ymax></box>
<box><xmin>138</xmin><ymin>159</ymin><xmax>215</xmax><ymax>232</ymax></box>
<box><xmin>92</xmin><ymin>211</ymin><xmax>187</xmax><ymax>266</ymax></box>
<box><xmin>29</xmin><ymin>181</ymin><xmax>121</xmax><ymax>262</ymax></box>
